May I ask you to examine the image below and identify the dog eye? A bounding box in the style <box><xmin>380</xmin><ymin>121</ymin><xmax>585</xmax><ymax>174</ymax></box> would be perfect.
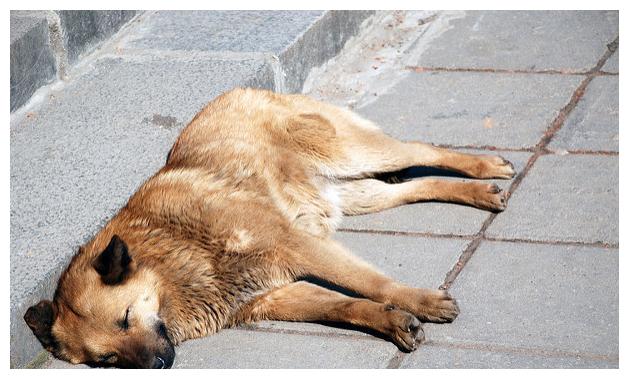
<box><xmin>98</xmin><ymin>353</ymin><xmax>117</xmax><ymax>363</ymax></box>
<box><xmin>117</xmin><ymin>308</ymin><xmax>130</xmax><ymax>330</ymax></box>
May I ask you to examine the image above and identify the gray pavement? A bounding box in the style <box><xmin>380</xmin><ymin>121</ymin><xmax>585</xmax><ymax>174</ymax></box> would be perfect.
<box><xmin>424</xmin><ymin>242</ymin><xmax>618</xmax><ymax>356</ymax></box>
<box><xmin>414</xmin><ymin>10</ymin><xmax>618</xmax><ymax>72</ymax></box>
<box><xmin>358</xmin><ymin>72</ymin><xmax>581</xmax><ymax>149</ymax></box>
<box><xmin>12</xmin><ymin>10</ymin><xmax>617</xmax><ymax>369</ymax></box>
<box><xmin>548</xmin><ymin>76</ymin><xmax>619</xmax><ymax>152</ymax></box>
<box><xmin>603</xmin><ymin>50</ymin><xmax>619</xmax><ymax>72</ymax></box>
<box><xmin>486</xmin><ymin>155</ymin><xmax>618</xmax><ymax>244</ymax></box>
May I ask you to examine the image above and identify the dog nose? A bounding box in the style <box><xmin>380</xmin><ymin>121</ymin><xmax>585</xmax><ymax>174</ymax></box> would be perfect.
<box><xmin>152</xmin><ymin>356</ymin><xmax>166</xmax><ymax>369</ymax></box>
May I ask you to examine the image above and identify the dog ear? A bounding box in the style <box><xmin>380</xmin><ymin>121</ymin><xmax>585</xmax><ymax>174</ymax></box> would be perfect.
<box><xmin>92</xmin><ymin>235</ymin><xmax>134</xmax><ymax>285</ymax></box>
<box><xmin>24</xmin><ymin>300</ymin><xmax>58</xmax><ymax>351</ymax></box>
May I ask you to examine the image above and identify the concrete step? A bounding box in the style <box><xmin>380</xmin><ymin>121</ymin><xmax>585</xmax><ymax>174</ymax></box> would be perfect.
<box><xmin>10</xmin><ymin>10</ymin><xmax>374</xmax><ymax>368</ymax></box>
<box><xmin>10</xmin><ymin>11</ymin><xmax>57</xmax><ymax>111</ymax></box>
<box><xmin>10</xmin><ymin>10</ymin><xmax>138</xmax><ymax>111</ymax></box>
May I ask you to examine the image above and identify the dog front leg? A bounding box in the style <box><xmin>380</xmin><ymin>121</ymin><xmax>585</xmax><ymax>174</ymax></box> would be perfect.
<box><xmin>237</xmin><ymin>281</ymin><xmax>424</xmax><ymax>352</ymax></box>
<box><xmin>286</xmin><ymin>235</ymin><xmax>459</xmax><ymax>323</ymax></box>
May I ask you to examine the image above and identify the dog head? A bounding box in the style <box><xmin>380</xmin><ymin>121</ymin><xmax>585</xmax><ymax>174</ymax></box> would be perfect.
<box><xmin>24</xmin><ymin>235</ymin><xmax>175</xmax><ymax>368</ymax></box>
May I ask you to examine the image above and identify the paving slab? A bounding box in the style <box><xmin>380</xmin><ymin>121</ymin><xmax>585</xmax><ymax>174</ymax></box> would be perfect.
<box><xmin>424</xmin><ymin>241</ymin><xmax>618</xmax><ymax>359</ymax></box>
<box><xmin>358</xmin><ymin>72</ymin><xmax>580</xmax><ymax>149</ymax></box>
<box><xmin>337</xmin><ymin>232</ymin><xmax>466</xmax><ymax>288</ymax></box>
<box><xmin>416</xmin><ymin>11</ymin><xmax>618</xmax><ymax>72</ymax></box>
<box><xmin>10</xmin><ymin>56</ymin><xmax>272</xmax><ymax>368</ymax></box>
<box><xmin>400</xmin><ymin>343</ymin><xmax>617</xmax><ymax>368</ymax></box>
<box><xmin>341</xmin><ymin>150</ymin><xmax>531</xmax><ymax>235</ymax></box>
<box><xmin>602</xmin><ymin>50</ymin><xmax>618</xmax><ymax>72</ymax></box>
<box><xmin>486</xmin><ymin>154</ymin><xmax>618</xmax><ymax>244</ymax></box>
<box><xmin>45</xmin><ymin>329</ymin><xmax>397</xmax><ymax>369</ymax></box>
<box><xmin>548</xmin><ymin>76</ymin><xmax>619</xmax><ymax>152</ymax></box>
<box><xmin>175</xmin><ymin>329</ymin><xmax>396</xmax><ymax>368</ymax></box>
<box><xmin>254</xmin><ymin>232</ymin><xmax>466</xmax><ymax>336</ymax></box>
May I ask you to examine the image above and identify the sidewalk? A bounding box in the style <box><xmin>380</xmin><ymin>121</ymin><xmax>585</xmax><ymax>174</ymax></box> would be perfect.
<box><xmin>18</xmin><ymin>10</ymin><xmax>618</xmax><ymax>369</ymax></box>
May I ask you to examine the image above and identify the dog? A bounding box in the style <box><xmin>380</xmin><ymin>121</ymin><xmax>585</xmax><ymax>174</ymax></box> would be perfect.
<box><xmin>24</xmin><ymin>88</ymin><xmax>515</xmax><ymax>368</ymax></box>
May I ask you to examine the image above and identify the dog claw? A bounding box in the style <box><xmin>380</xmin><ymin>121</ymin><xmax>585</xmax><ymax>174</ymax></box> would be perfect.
<box><xmin>479</xmin><ymin>155</ymin><xmax>517</xmax><ymax>179</ymax></box>
<box><xmin>390</xmin><ymin>311</ymin><xmax>424</xmax><ymax>352</ymax></box>
<box><xmin>488</xmin><ymin>184</ymin><xmax>501</xmax><ymax>194</ymax></box>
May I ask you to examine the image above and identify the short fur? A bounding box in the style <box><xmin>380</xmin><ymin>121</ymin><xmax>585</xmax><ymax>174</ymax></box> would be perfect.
<box><xmin>25</xmin><ymin>88</ymin><xmax>516</xmax><ymax>368</ymax></box>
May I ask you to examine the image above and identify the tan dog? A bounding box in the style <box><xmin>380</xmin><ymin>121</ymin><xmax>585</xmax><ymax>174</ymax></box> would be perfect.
<box><xmin>24</xmin><ymin>88</ymin><xmax>515</xmax><ymax>368</ymax></box>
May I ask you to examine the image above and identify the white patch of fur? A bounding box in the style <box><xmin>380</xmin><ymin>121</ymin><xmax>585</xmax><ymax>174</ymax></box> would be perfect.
<box><xmin>225</xmin><ymin>229</ymin><xmax>253</xmax><ymax>251</ymax></box>
<box><xmin>320</xmin><ymin>182</ymin><xmax>343</xmax><ymax>230</ymax></box>
<box><xmin>133</xmin><ymin>290</ymin><xmax>161</xmax><ymax>328</ymax></box>
<box><xmin>105</xmin><ymin>270</ymin><xmax>162</xmax><ymax>329</ymax></box>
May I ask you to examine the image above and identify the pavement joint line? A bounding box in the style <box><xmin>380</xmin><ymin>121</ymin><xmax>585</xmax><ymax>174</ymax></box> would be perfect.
<box><xmin>337</xmin><ymin>228</ymin><xmax>474</xmax><ymax>240</ymax></box>
<box><xmin>542</xmin><ymin>148</ymin><xmax>619</xmax><ymax>156</ymax></box>
<box><xmin>435</xmin><ymin>144</ymin><xmax>618</xmax><ymax>156</ymax></box>
<box><xmin>433</xmin><ymin>144</ymin><xmax>535</xmax><ymax>153</ymax></box>
<box><xmin>405</xmin><ymin>65</ymin><xmax>590</xmax><ymax>76</ymax></box>
<box><xmin>484</xmin><ymin>236</ymin><xmax>618</xmax><ymax>249</ymax></box>
<box><xmin>338</xmin><ymin>228</ymin><xmax>618</xmax><ymax>249</ymax></box>
<box><xmin>424</xmin><ymin>339</ymin><xmax>619</xmax><ymax>363</ymax></box>
<box><xmin>438</xmin><ymin>36</ymin><xmax>618</xmax><ymax>291</ymax></box>
<box><xmin>564</xmin><ymin>149</ymin><xmax>618</xmax><ymax>156</ymax></box>
<box><xmin>439</xmin><ymin>220</ymin><xmax>491</xmax><ymax>291</ymax></box>
<box><xmin>596</xmin><ymin>71</ymin><xmax>618</xmax><ymax>76</ymax></box>
<box><xmin>235</xmin><ymin>323</ymin><xmax>380</xmax><ymax>342</ymax></box>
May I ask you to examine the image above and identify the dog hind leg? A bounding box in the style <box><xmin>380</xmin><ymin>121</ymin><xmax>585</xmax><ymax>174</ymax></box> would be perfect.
<box><xmin>328</xmin><ymin>128</ymin><xmax>516</xmax><ymax>180</ymax></box>
<box><xmin>336</xmin><ymin>178</ymin><xmax>507</xmax><ymax>214</ymax></box>
<box><xmin>296</xmin><ymin>104</ymin><xmax>516</xmax><ymax>180</ymax></box>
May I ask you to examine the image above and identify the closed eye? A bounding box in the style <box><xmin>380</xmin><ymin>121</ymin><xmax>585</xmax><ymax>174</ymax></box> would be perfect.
<box><xmin>117</xmin><ymin>308</ymin><xmax>130</xmax><ymax>330</ymax></box>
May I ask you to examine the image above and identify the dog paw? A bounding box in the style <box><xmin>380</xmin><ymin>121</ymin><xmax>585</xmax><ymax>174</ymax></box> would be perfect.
<box><xmin>478</xmin><ymin>155</ymin><xmax>516</xmax><ymax>179</ymax></box>
<box><xmin>385</xmin><ymin>308</ymin><xmax>425</xmax><ymax>352</ymax></box>
<box><xmin>476</xmin><ymin>183</ymin><xmax>507</xmax><ymax>212</ymax></box>
<box><xmin>414</xmin><ymin>290</ymin><xmax>460</xmax><ymax>323</ymax></box>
